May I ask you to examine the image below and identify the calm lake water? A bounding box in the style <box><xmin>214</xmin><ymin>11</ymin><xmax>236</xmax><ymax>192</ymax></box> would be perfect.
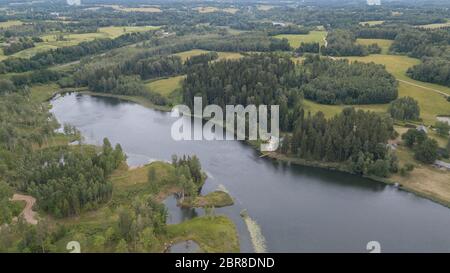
<box><xmin>51</xmin><ymin>93</ymin><xmax>450</xmax><ymax>253</ymax></box>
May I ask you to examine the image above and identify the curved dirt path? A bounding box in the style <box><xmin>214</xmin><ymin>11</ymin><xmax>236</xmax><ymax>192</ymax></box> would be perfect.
<box><xmin>398</xmin><ymin>79</ymin><xmax>450</xmax><ymax>97</ymax></box>
<box><xmin>11</xmin><ymin>194</ymin><xmax>38</xmax><ymax>225</ymax></box>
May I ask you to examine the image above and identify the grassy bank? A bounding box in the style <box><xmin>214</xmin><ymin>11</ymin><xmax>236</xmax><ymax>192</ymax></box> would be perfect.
<box><xmin>167</xmin><ymin>215</ymin><xmax>239</xmax><ymax>253</ymax></box>
<box><xmin>180</xmin><ymin>191</ymin><xmax>234</xmax><ymax>208</ymax></box>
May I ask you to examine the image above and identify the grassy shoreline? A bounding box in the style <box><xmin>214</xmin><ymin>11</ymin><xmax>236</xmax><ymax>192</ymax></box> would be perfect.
<box><xmin>263</xmin><ymin>151</ymin><xmax>450</xmax><ymax>209</ymax></box>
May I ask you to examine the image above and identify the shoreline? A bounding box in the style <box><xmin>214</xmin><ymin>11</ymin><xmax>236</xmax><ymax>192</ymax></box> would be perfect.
<box><xmin>49</xmin><ymin>90</ymin><xmax>450</xmax><ymax>210</ymax></box>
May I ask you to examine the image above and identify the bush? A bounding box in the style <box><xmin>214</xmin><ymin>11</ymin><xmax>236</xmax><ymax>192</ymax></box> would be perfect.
<box><xmin>388</xmin><ymin>97</ymin><xmax>420</xmax><ymax>121</ymax></box>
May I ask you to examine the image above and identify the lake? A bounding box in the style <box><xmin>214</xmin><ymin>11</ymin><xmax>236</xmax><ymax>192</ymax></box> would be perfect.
<box><xmin>51</xmin><ymin>93</ymin><xmax>450</xmax><ymax>253</ymax></box>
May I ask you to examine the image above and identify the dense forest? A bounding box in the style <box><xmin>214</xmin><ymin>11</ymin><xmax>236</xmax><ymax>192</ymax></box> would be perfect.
<box><xmin>22</xmin><ymin>140</ymin><xmax>125</xmax><ymax>217</ymax></box>
<box><xmin>183</xmin><ymin>54</ymin><xmax>397</xmax><ymax>115</ymax></box>
<box><xmin>282</xmin><ymin>107</ymin><xmax>396</xmax><ymax>177</ymax></box>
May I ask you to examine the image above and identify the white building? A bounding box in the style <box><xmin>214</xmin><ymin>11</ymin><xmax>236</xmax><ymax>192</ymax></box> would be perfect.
<box><xmin>67</xmin><ymin>0</ymin><xmax>81</xmax><ymax>6</ymax></box>
<box><xmin>367</xmin><ymin>0</ymin><xmax>381</xmax><ymax>6</ymax></box>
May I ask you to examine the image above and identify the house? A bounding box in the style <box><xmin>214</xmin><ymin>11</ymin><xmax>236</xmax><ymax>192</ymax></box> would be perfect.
<box><xmin>416</xmin><ymin>125</ymin><xmax>428</xmax><ymax>134</ymax></box>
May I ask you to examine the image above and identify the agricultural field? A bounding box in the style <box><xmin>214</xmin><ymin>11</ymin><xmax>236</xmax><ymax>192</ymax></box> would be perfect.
<box><xmin>274</xmin><ymin>30</ymin><xmax>327</xmax><ymax>48</ymax></box>
<box><xmin>103</xmin><ymin>4</ymin><xmax>162</xmax><ymax>13</ymax></box>
<box><xmin>146</xmin><ymin>75</ymin><xmax>185</xmax><ymax>97</ymax></box>
<box><xmin>416</xmin><ymin>20</ymin><xmax>450</xmax><ymax>29</ymax></box>
<box><xmin>359</xmin><ymin>20</ymin><xmax>384</xmax><ymax>26</ymax></box>
<box><xmin>173</xmin><ymin>49</ymin><xmax>242</xmax><ymax>62</ymax></box>
<box><xmin>0</xmin><ymin>20</ymin><xmax>23</xmax><ymax>28</ymax></box>
<box><xmin>194</xmin><ymin>7</ymin><xmax>239</xmax><ymax>14</ymax></box>
<box><xmin>194</xmin><ymin>7</ymin><xmax>219</xmax><ymax>13</ymax></box>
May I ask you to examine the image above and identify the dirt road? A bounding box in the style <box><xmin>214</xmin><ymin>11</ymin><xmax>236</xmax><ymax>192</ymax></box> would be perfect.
<box><xmin>11</xmin><ymin>194</ymin><xmax>38</xmax><ymax>225</ymax></box>
<box><xmin>398</xmin><ymin>79</ymin><xmax>450</xmax><ymax>97</ymax></box>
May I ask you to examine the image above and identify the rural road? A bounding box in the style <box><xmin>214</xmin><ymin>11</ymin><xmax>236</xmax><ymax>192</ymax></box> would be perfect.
<box><xmin>11</xmin><ymin>194</ymin><xmax>38</xmax><ymax>225</ymax></box>
<box><xmin>398</xmin><ymin>79</ymin><xmax>450</xmax><ymax>97</ymax></box>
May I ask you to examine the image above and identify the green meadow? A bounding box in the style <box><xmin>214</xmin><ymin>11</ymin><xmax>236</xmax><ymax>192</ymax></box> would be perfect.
<box><xmin>274</xmin><ymin>30</ymin><xmax>327</xmax><ymax>48</ymax></box>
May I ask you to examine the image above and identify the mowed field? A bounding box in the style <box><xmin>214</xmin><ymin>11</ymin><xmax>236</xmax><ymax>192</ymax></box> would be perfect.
<box><xmin>173</xmin><ymin>49</ymin><xmax>242</xmax><ymax>62</ymax></box>
<box><xmin>356</xmin><ymin>38</ymin><xmax>393</xmax><ymax>54</ymax></box>
<box><xmin>359</xmin><ymin>20</ymin><xmax>384</xmax><ymax>26</ymax></box>
<box><xmin>305</xmin><ymin>54</ymin><xmax>450</xmax><ymax>125</ymax></box>
<box><xmin>10</xmin><ymin>26</ymin><xmax>160</xmax><ymax>59</ymax></box>
<box><xmin>0</xmin><ymin>20</ymin><xmax>23</xmax><ymax>28</ymax></box>
<box><xmin>103</xmin><ymin>5</ymin><xmax>162</xmax><ymax>13</ymax></box>
<box><xmin>416</xmin><ymin>20</ymin><xmax>450</xmax><ymax>29</ymax></box>
<box><xmin>147</xmin><ymin>50</ymin><xmax>243</xmax><ymax>97</ymax></box>
<box><xmin>343</xmin><ymin>54</ymin><xmax>450</xmax><ymax>123</ymax></box>
<box><xmin>274</xmin><ymin>31</ymin><xmax>327</xmax><ymax>48</ymax></box>
<box><xmin>194</xmin><ymin>7</ymin><xmax>239</xmax><ymax>14</ymax></box>
<box><xmin>146</xmin><ymin>75</ymin><xmax>185</xmax><ymax>97</ymax></box>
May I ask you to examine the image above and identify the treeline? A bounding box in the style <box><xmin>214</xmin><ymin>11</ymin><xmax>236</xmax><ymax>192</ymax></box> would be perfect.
<box><xmin>72</xmin><ymin>55</ymin><xmax>185</xmax><ymax>105</ymax></box>
<box><xmin>2</xmin><ymin>37</ymin><xmax>36</xmax><ymax>55</ymax></box>
<box><xmin>321</xmin><ymin>30</ymin><xmax>381</xmax><ymax>56</ymax></box>
<box><xmin>390</xmin><ymin>28</ymin><xmax>450</xmax><ymax>59</ymax></box>
<box><xmin>22</xmin><ymin>139</ymin><xmax>125</xmax><ymax>217</ymax></box>
<box><xmin>11</xmin><ymin>69</ymin><xmax>63</xmax><ymax>86</ymax></box>
<box><xmin>0</xmin><ymin>30</ymin><xmax>157</xmax><ymax>74</ymax></box>
<box><xmin>407</xmin><ymin>58</ymin><xmax>450</xmax><ymax>87</ymax></box>
<box><xmin>185</xmin><ymin>52</ymin><xmax>219</xmax><ymax>67</ymax></box>
<box><xmin>281</xmin><ymin>107</ymin><xmax>396</xmax><ymax>177</ymax></box>
<box><xmin>296</xmin><ymin>42</ymin><xmax>320</xmax><ymax>54</ymax></box>
<box><xmin>354</xmin><ymin>26</ymin><xmax>398</xmax><ymax>40</ymax></box>
<box><xmin>194</xmin><ymin>34</ymin><xmax>291</xmax><ymax>52</ymax></box>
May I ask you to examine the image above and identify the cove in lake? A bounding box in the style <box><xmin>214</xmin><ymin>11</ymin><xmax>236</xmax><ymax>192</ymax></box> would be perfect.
<box><xmin>51</xmin><ymin>93</ymin><xmax>450</xmax><ymax>253</ymax></box>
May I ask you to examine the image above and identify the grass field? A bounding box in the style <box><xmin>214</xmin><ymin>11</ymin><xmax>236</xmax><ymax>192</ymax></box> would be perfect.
<box><xmin>341</xmin><ymin>54</ymin><xmax>450</xmax><ymax>124</ymax></box>
<box><xmin>195</xmin><ymin>7</ymin><xmax>219</xmax><ymax>13</ymax></box>
<box><xmin>223</xmin><ymin>8</ymin><xmax>239</xmax><ymax>14</ymax></box>
<box><xmin>356</xmin><ymin>38</ymin><xmax>393</xmax><ymax>54</ymax></box>
<box><xmin>173</xmin><ymin>49</ymin><xmax>242</xmax><ymax>62</ymax></box>
<box><xmin>181</xmin><ymin>191</ymin><xmax>234</xmax><ymax>208</ymax></box>
<box><xmin>10</xmin><ymin>26</ymin><xmax>159</xmax><ymax>59</ymax></box>
<box><xmin>391</xmin><ymin>144</ymin><xmax>450</xmax><ymax>207</ymax></box>
<box><xmin>257</xmin><ymin>5</ymin><xmax>275</xmax><ymax>11</ymax></box>
<box><xmin>416</xmin><ymin>20</ymin><xmax>450</xmax><ymax>29</ymax></box>
<box><xmin>0</xmin><ymin>20</ymin><xmax>23</xmax><ymax>28</ymax></box>
<box><xmin>30</xmin><ymin>83</ymin><xmax>61</xmax><ymax>103</ymax></box>
<box><xmin>146</xmin><ymin>75</ymin><xmax>185</xmax><ymax>97</ymax></box>
<box><xmin>303</xmin><ymin>54</ymin><xmax>450</xmax><ymax>124</ymax></box>
<box><xmin>274</xmin><ymin>31</ymin><xmax>327</xmax><ymax>48</ymax></box>
<box><xmin>194</xmin><ymin>7</ymin><xmax>238</xmax><ymax>14</ymax></box>
<box><xmin>0</xmin><ymin>48</ymin><xmax>7</xmax><ymax>61</ymax></box>
<box><xmin>359</xmin><ymin>20</ymin><xmax>384</xmax><ymax>26</ymax></box>
<box><xmin>302</xmin><ymin>98</ymin><xmax>388</xmax><ymax>119</ymax></box>
<box><xmin>105</xmin><ymin>5</ymin><xmax>161</xmax><ymax>13</ymax></box>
